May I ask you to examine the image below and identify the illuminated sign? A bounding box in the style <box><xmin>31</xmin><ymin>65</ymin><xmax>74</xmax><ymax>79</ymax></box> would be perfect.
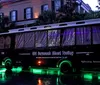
<box><xmin>63</xmin><ymin>51</ymin><xmax>74</xmax><ymax>56</ymax></box>
<box><xmin>32</xmin><ymin>51</ymin><xmax>74</xmax><ymax>56</ymax></box>
<box><xmin>19</xmin><ymin>53</ymin><xmax>31</xmax><ymax>55</ymax></box>
<box><xmin>38</xmin><ymin>52</ymin><xmax>51</xmax><ymax>55</ymax></box>
<box><xmin>76</xmin><ymin>52</ymin><xmax>94</xmax><ymax>55</ymax></box>
<box><xmin>52</xmin><ymin>51</ymin><xmax>61</xmax><ymax>55</ymax></box>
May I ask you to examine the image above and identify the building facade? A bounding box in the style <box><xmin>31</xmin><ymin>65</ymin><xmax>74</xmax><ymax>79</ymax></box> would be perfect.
<box><xmin>75</xmin><ymin>0</ymin><xmax>91</xmax><ymax>13</ymax></box>
<box><xmin>0</xmin><ymin>0</ymin><xmax>91</xmax><ymax>26</ymax></box>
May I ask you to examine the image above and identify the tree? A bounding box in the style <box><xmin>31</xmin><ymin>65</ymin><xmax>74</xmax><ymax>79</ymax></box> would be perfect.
<box><xmin>84</xmin><ymin>11</ymin><xmax>100</xmax><ymax>19</ymax></box>
<box><xmin>0</xmin><ymin>16</ymin><xmax>9</xmax><ymax>32</ymax></box>
<box><xmin>56</xmin><ymin>0</ymin><xmax>78</xmax><ymax>22</ymax></box>
<box><xmin>35</xmin><ymin>0</ymin><xmax>78</xmax><ymax>25</ymax></box>
<box><xmin>96</xmin><ymin>0</ymin><xmax>100</xmax><ymax>10</ymax></box>
<box><xmin>36</xmin><ymin>10</ymin><xmax>56</xmax><ymax>25</ymax></box>
<box><xmin>72</xmin><ymin>13</ymin><xmax>85</xmax><ymax>21</ymax></box>
<box><xmin>0</xmin><ymin>16</ymin><xmax>16</xmax><ymax>33</ymax></box>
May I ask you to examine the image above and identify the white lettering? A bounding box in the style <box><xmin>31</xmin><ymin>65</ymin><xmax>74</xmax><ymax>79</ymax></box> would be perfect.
<box><xmin>38</xmin><ymin>52</ymin><xmax>51</xmax><ymax>55</ymax></box>
<box><xmin>52</xmin><ymin>51</ymin><xmax>61</xmax><ymax>55</ymax></box>
<box><xmin>62</xmin><ymin>51</ymin><xmax>74</xmax><ymax>56</ymax></box>
<box><xmin>19</xmin><ymin>53</ymin><xmax>30</xmax><ymax>55</ymax></box>
<box><xmin>76</xmin><ymin>52</ymin><xmax>94</xmax><ymax>54</ymax></box>
<box><xmin>32</xmin><ymin>52</ymin><xmax>37</xmax><ymax>55</ymax></box>
<box><xmin>81</xmin><ymin>61</ymin><xmax>92</xmax><ymax>63</ymax></box>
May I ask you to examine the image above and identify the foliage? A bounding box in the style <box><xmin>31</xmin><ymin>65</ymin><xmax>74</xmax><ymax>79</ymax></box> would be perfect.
<box><xmin>96</xmin><ymin>0</ymin><xmax>100</xmax><ymax>10</ymax></box>
<box><xmin>0</xmin><ymin>16</ymin><xmax>16</xmax><ymax>33</ymax></box>
<box><xmin>55</xmin><ymin>0</ymin><xmax>78</xmax><ymax>22</ymax></box>
<box><xmin>32</xmin><ymin>11</ymin><xmax>100</xmax><ymax>26</ymax></box>
<box><xmin>0</xmin><ymin>16</ymin><xmax>8</xmax><ymax>32</ymax></box>
<box><xmin>34</xmin><ymin>0</ymin><xmax>78</xmax><ymax>24</ymax></box>
<box><xmin>58</xmin><ymin>0</ymin><xmax>78</xmax><ymax>15</ymax></box>
<box><xmin>72</xmin><ymin>13</ymin><xmax>86</xmax><ymax>21</ymax></box>
<box><xmin>84</xmin><ymin>11</ymin><xmax>100</xmax><ymax>19</ymax></box>
<box><xmin>36</xmin><ymin>10</ymin><xmax>56</xmax><ymax>25</ymax></box>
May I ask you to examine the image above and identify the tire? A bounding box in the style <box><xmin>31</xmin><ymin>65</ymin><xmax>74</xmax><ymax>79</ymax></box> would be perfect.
<box><xmin>60</xmin><ymin>63</ymin><xmax>72</xmax><ymax>74</ymax></box>
<box><xmin>58</xmin><ymin>60</ymin><xmax>73</xmax><ymax>74</ymax></box>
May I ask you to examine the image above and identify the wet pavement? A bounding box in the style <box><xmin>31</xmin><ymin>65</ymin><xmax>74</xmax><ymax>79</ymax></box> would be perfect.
<box><xmin>0</xmin><ymin>71</ymin><xmax>100</xmax><ymax>85</ymax></box>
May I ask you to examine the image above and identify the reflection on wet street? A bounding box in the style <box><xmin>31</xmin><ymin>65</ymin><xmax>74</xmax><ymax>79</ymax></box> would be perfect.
<box><xmin>0</xmin><ymin>71</ymin><xmax>100</xmax><ymax>85</ymax></box>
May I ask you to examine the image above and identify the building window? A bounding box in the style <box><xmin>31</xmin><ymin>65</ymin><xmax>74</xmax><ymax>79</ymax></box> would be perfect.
<box><xmin>54</xmin><ymin>0</ymin><xmax>61</xmax><ymax>11</ymax></box>
<box><xmin>75</xmin><ymin>6</ymin><xmax>79</xmax><ymax>13</ymax></box>
<box><xmin>41</xmin><ymin>4</ymin><xmax>49</xmax><ymax>12</ymax></box>
<box><xmin>24</xmin><ymin>7</ymin><xmax>33</xmax><ymax>19</ymax></box>
<box><xmin>0</xmin><ymin>13</ymin><xmax>4</xmax><ymax>23</ymax></box>
<box><xmin>80</xmin><ymin>7</ymin><xmax>84</xmax><ymax>13</ymax></box>
<box><xmin>10</xmin><ymin>10</ymin><xmax>17</xmax><ymax>21</ymax></box>
<box><xmin>0</xmin><ymin>13</ymin><xmax>4</xmax><ymax>18</ymax></box>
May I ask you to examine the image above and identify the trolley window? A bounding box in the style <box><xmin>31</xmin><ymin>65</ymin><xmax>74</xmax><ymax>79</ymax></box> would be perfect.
<box><xmin>48</xmin><ymin>30</ymin><xmax>60</xmax><ymax>47</ymax></box>
<box><xmin>76</xmin><ymin>26</ymin><xmax>91</xmax><ymax>45</ymax></box>
<box><xmin>92</xmin><ymin>25</ymin><xmax>100</xmax><ymax>44</ymax></box>
<box><xmin>15</xmin><ymin>33</ymin><xmax>24</xmax><ymax>49</ymax></box>
<box><xmin>35</xmin><ymin>31</ymin><xmax>47</xmax><ymax>47</ymax></box>
<box><xmin>62</xmin><ymin>28</ymin><xmax>75</xmax><ymax>46</ymax></box>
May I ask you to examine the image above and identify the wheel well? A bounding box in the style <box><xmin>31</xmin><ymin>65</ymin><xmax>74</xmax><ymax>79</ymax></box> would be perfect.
<box><xmin>56</xmin><ymin>59</ymin><xmax>72</xmax><ymax>68</ymax></box>
<box><xmin>2</xmin><ymin>57</ymin><xmax>12</xmax><ymax>67</ymax></box>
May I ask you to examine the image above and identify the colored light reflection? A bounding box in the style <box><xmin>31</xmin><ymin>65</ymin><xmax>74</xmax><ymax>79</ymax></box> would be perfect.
<box><xmin>83</xmin><ymin>73</ymin><xmax>93</xmax><ymax>81</ymax></box>
<box><xmin>11</xmin><ymin>67</ymin><xmax>22</xmax><ymax>73</ymax></box>
<box><xmin>30</xmin><ymin>67</ymin><xmax>61</xmax><ymax>75</ymax></box>
<box><xmin>38</xmin><ymin>78</ymin><xmax>43</xmax><ymax>85</ymax></box>
<box><xmin>1</xmin><ymin>72</ymin><xmax>6</xmax><ymax>81</ymax></box>
<box><xmin>56</xmin><ymin>77</ymin><xmax>59</xmax><ymax>85</ymax></box>
<box><xmin>0</xmin><ymin>72</ymin><xmax>6</xmax><ymax>82</ymax></box>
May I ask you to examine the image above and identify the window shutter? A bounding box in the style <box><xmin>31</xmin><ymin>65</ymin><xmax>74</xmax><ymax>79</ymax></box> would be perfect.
<box><xmin>24</xmin><ymin>8</ymin><xmax>26</xmax><ymax>19</ymax></box>
<box><xmin>51</xmin><ymin>0</ymin><xmax>55</xmax><ymax>12</ymax></box>
<box><xmin>41</xmin><ymin>5</ymin><xmax>44</xmax><ymax>13</ymax></box>
<box><xmin>61</xmin><ymin>0</ymin><xmax>64</xmax><ymax>8</ymax></box>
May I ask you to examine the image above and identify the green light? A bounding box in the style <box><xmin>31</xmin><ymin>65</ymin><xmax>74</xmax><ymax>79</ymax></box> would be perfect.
<box><xmin>57</xmin><ymin>60</ymin><xmax>72</xmax><ymax>74</ymax></box>
<box><xmin>0</xmin><ymin>72</ymin><xmax>6</xmax><ymax>81</ymax></box>
<box><xmin>47</xmin><ymin>70</ymin><xmax>54</xmax><ymax>75</ymax></box>
<box><xmin>83</xmin><ymin>73</ymin><xmax>93</xmax><ymax>81</ymax></box>
<box><xmin>3</xmin><ymin>58</ymin><xmax>12</xmax><ymax>64</ymax></box>
<box><xmin>30</xmin><ymin>67</ymin><xmax>62</xmax><ymax>75</ymax></box>
<box><xmin>2</xmin><ymin>62</ymin><xmax>5</xmax><ymax>66</ymax></box>
<box><xmin>2</xmin><ymin>57</ymin><xmax>12</xmax><ymax>66</ymax></box>
<box><xmin>56</xmin><ymin>77</ymin><xmax>59</xmax><ymax>85</ymax></box>
<box><xmin>58</xmin><ymin>70</ymin><xmax>61</xmax><ymax>76</ymax></box>
<box><xmin>47</xmin><ymin>68</ymin><xmax>60</xmax><ymax>75</ymax></box>
<box><xmin>32</xmin><ymin>69</ymin><xmax>42</xmax><ymax>74</ymax></box>
<box><xmin>0</xmin><ymin>68</ymin><xmax>6</xmax><ymax>74</ymax></box>
<box><xmin>57</xmin><ymin>60</ymin><xmax>72</xmax><ymax>68</ymax></box>
<box><xmin>98</xmin><ymin>74</ymin><xmax>100</xmax><ymax>80</ymax></box>
<box><xmin>58</xmin><ymin>76</ymin><xmax>63</xmax><ymax>85</ymax></box>
<box><xmin>30</xmin><ymin>68</ymin><xmax>46</xmax><ymax>75</ymax></box>
<box><xmin>11</xmin><ymin>67</ymin><xmax>22</xmax><ymax>73</ymax></box>
<box><xmin>1</xmin><ymin>72</ymin><xmax>6</xmax><ymax>81</ymax></box>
